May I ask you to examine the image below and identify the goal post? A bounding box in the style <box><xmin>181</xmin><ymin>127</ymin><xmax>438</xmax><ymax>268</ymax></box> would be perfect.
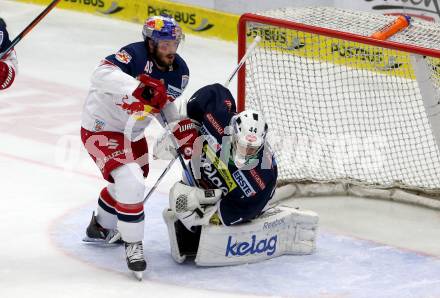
<box><xmin>237</xmin><ymin>7</ymin><xmax>440</xmax><ymax>208</ymax></box>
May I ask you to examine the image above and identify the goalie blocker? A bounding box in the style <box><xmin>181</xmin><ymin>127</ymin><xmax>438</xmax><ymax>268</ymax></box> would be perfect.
<box><xmin>163</xmin><ymin>202</ymin><xmax>319</xmax><ymax>266</ymax></box>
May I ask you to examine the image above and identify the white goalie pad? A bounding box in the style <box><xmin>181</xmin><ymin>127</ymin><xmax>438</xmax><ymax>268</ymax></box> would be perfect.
<box><xmin>194</xmin><ymin>205</ymin><xmax>319</xmax><ymax>266</ymax></box>
<box><xmin>162</xmin><ymin>208</ymin><xmax>186</xmax><ymax>264</ymax></box>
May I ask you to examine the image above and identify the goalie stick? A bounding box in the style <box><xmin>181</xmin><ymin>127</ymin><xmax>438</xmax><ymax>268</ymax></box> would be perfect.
<box><xmin>0</xmin><ymin>0</ymin><xmax>62</xmax><ymax>60</ymax></box>
<box><xmin>144</xmin><ymin>36</ymin><xmax>262</xmax><ymax>201</ymax></box>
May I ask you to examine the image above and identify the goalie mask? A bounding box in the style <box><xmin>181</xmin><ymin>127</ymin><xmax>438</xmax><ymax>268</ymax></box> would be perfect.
<box><xmin>230</xmin><ymin>110</ymin><xmax>268</xmax><ymax>166</ymax></box>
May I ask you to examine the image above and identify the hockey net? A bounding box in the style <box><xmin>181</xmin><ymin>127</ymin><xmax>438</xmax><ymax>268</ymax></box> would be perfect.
<box><xmin>237</xmin><ymin>7</ymin><xmax>440</xmax><ymax>208</ymax></box>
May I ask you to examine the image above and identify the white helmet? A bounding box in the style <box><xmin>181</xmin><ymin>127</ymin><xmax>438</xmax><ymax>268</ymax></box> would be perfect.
<box><xmin>230</xmin><ymin>110</ymin><xmax>268</xmax><ymax>166</ymax></box>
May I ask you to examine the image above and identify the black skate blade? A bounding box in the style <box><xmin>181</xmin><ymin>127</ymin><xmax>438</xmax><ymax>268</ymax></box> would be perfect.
<box><xmin>82</xmin><ymin>236</ymin><xmax>121</xmax><ymax>246</ymax></box>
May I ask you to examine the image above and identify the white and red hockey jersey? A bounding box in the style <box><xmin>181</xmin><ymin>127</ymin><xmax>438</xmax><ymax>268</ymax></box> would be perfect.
<box><xmin>81</xmin><ymin>41</ymin><xmax>190</xmax><ymax>140</ymax></box>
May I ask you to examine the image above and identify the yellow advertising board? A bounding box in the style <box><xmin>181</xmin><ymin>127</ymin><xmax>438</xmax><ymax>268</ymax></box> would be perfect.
<box><xmin>245</xmin><ymin>24</ymin><xmax>418</xmax><ymax>80</ymax></box>
<box><xmin>15</xmin><ymin>0</ymin><xmax>240</xmax><ymax>41</ymax></box>
<box><xmin>15</xmin><ymin>0</ymin><xmax>440</xmax><ymax>78</ymax></box>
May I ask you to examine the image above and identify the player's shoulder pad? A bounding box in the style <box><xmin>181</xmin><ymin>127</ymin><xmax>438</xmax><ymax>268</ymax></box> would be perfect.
<box><xmin>123</xmin><ymin>41</ymin><xmax>146</xmax><ymax>54</ymax></box>
<box><xmin>112</xmin><ymin>42</ymin><xmax>146</xmax><ymax>65</ymax></box>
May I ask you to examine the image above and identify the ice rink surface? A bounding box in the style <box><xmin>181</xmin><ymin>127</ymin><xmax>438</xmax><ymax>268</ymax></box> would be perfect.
<box><xmin>1</xmin><ymin>1</ymin><xmax>440</xmax><ymax>297</ymax></box>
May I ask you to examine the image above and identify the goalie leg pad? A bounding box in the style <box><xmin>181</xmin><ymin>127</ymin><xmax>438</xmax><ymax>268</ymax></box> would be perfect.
<box><xmin>194</xmin><ymin>206</ymin><xmax>319</xmax><ymax>266</ymax></box>
<box><xmin>162</xmin><ymin>209</ymin><xmax>186</xmax><ymax>263</ymax></box>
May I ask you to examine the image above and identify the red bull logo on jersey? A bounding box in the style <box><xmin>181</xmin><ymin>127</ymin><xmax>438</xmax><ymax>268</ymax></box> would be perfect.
<box><xmin>117</xmin><ymin>101</ymin><xmax>144</xmax><ymax>115</ymax></box>
<box><xmin>116</xmin><ymin>98</ymin><xmax>157</xmax><ymax>120</ymax></box>
<box><xmin>115</xmin><ymin>50</ymin><xmax>132</xmax><ymax>64</ymax></box>
<box><xmin>225</xmin><ymin>234</ymin><xmax>277</xmax><ymax>257</ymax></box>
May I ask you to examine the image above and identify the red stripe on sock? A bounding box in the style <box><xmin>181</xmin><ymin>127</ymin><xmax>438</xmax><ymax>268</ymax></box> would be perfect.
<box><xmin>115</xmin><ymin>202</ymin><xmax>144</xmax><ymax>214</ymax></box>
<box><xmin>100</xmin><ymin>187</ymin><xmax>117</xmax><ymax>207</ymax></box>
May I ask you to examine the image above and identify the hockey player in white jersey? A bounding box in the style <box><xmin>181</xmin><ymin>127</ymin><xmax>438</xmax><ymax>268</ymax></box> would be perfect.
<box><xmin>80</xmin><ymin>15</ymin><xmax>195</xmax><ymax>280</ymax></box>
<box><xmin>0</xmin><ymin>18</ymin><xmax>18</xmax><ymax>90</ymax></box>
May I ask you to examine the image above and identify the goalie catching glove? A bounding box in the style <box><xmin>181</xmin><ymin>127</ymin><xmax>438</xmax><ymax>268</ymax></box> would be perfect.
<box><xmin>169</xmin><ymin>181</ymin><xmax>222</xmax><ymax>231</ymax></box>
<box><xmin>132</xmin><ymin>74</ymin><xmax>168</xmax><ymax>112</ymax></box>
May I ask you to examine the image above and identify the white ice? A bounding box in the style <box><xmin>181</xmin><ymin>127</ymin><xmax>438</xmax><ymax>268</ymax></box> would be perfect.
<box><xmin>1</xmin><ymin>1</ymin><xmax>440</xmax><ymax>298</ymax></box>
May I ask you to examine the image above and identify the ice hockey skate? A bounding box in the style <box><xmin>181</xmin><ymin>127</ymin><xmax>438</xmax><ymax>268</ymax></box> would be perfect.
<box><xmin>124</xmin><ymin>241</ymin><xmax>147</xmax><ymax>281</ymax></box>
<box><xmin>82</xmin><ymin>212</ymin><xmax>122</xmax><ymax>245</ymax></box>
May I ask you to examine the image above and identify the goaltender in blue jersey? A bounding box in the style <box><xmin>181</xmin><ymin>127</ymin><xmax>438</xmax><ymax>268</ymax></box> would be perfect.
<box><xmin>186</xmin><ymin>83</ymin><xmax>278</xmax><ymax>226</ymax></box>
<box><xmin>156</xmin><ymin>82</ymin><xmax>278</xmax><ymax>230</ymax></box>
<box><xmin>160</xmin><ymin>83</ymin><xmax>318</xmax><ymax>266</ymax></box>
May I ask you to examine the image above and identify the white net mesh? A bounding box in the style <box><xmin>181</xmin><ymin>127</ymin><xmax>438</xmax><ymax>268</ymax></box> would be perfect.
<box><xmin>242</xmin><ymin>7</ymin><xmax>440</xmax><ymax>194</ymax></box>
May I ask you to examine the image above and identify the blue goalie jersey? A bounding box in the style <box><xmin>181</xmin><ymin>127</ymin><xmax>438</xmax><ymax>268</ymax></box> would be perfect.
<box><xmin>187</xmin><ymin>83</ymin><xmax>278</xmax><ymax>226</ymax></box>
<box><xmin>0</xmin><ymin>18</ymin><xmax>12</xmax><ymax>53</ymax></box>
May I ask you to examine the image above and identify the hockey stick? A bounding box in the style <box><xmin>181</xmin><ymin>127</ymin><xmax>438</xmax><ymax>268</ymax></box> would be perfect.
<box><xmin>143</xmin><ymin>155</ymin><xmax>177</xmax><ymax>202</ymax></box>
<box><xmin>224</xmin><ymin>35</ymin><xmax>261</xmax><ymax>87</ymax></box>
<box><xmin>0</xmin><ymin>0</ymin><xmax>62</xmax><ymax>60</ymax></box>
<box><xmin>144</xmin><ymin>35</ymin><xmax>262</xmax><ymax>199</ymax></box>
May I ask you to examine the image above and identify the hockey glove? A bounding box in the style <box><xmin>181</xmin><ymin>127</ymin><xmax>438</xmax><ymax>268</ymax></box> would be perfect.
<box><xmin>169</xmin><ymin>181</ymin><xmax>222</xmax><ymax>231</ymax></box>
<box><xmin>0</xmin><ymin>60</ymin><xmax>15</xmax><ymax>90</ymax></box>
<box><xmin>172</xmin><ymin>118</ymin><xmax>199</xmax><ymax>159</ymax></box>
<box><xmin>132</xmin><ymin>74</ymin><xmax>168</xmax><ymax>111</ymax></box>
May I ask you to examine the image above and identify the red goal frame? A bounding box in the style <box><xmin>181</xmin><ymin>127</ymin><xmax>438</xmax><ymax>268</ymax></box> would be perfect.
<box><xmin>237</xmin><ymin>12</ymin><xmax>440</xmax><ymax>112</ymax></box>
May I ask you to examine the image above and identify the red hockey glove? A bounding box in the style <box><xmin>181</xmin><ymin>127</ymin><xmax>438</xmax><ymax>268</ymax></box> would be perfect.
<box><xmin>0</xmin><ymin>61</ymin><xmax>15</xmax><ymax>90</ymax></box>
<box><xmin>172</xmin><ymin>118</ymin><xmax>199</xmax><ymax>159</ymax></box>
<box><xmin>132</xmin><ymin>74</ymin><xmax>168</xmax><ymax>111</ymax></box>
